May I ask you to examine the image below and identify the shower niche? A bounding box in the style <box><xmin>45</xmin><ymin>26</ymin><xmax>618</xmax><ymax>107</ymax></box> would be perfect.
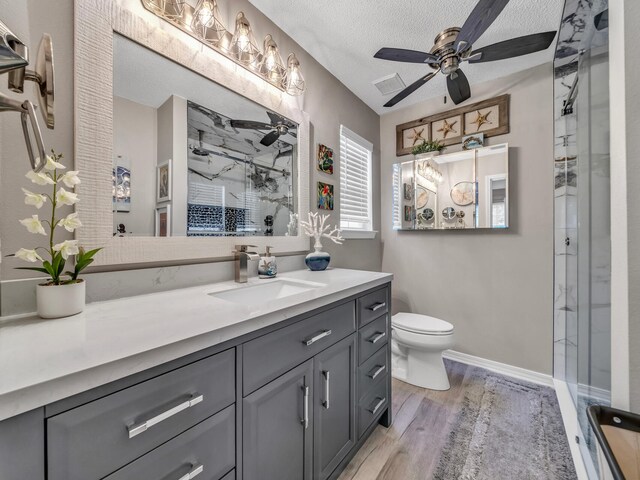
<box><xmin>392</xmin><ymin>143</ymin><xmax>509</xmax><ymax>230</ymax></box>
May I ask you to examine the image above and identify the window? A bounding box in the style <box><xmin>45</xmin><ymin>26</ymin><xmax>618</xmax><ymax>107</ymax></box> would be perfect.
<box><xmin>339</xmin><ymin>125</ymin><xmax>375</xmax><ymax>238</ymax></box>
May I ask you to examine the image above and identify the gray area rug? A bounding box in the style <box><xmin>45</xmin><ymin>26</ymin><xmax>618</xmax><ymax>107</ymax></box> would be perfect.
<box><xmin>434</xmin><ymin>366</ymin><xmax>577</xmax><ymax>480</ymax></box>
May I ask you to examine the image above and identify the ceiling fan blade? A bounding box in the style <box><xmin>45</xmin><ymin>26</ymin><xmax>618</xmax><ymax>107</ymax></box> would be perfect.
<box><xmin>447</xmin><ymin>70</ymin><xmax>471</xmax><ymax>105</ymax></box>
<box><xmin>455</xmin><ymin>0</ymin><xmax>511</xmax><ymax>52</ymax></box>
<box><xmin>468</xmin><ymin>31</ymin><xmax>557</xmax><ymax>63</ymax></box>
<box><xmin>230</xmin><ymin>119</ymin><xmax>273</xmax><ymax>130</ymax></box>
<box><xmin>384</xmin><ymin>72</ymin><xmax>438</xmax><ymax>108</ymax></box>
<box><xmin>595</xmin><ymin>9</ymin><xmax>608</xmax><ymax>31</ymax></box>
<box><xmin>260</xmin><ymin>130</ymin><xmax>281</xmax><ymax>146</ymax></box>
<box><xmin>374</xmin><ymin>47</ymin><xmax>439</xmax><ymax>64</ymax></box>
<box><xmin>266</xmin><ymin>111</ymin><xmax>284</xmax><ymax>126</ymax></box>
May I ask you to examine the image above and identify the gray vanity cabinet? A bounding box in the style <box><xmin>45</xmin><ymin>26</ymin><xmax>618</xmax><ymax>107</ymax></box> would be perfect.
<box><xmin>243</xmin><ymin>360</ymin><xmax>314</xmax><ymax>480</ymax></box>
<box><xmin>0</xmin><ymin>283</ymin><xmax>392</xmax><ymax>480</ymax></box>
<box><xmin>313</xmin><ymin>334</ymin><xmax>357</xmax><ymax>480</ymax></box>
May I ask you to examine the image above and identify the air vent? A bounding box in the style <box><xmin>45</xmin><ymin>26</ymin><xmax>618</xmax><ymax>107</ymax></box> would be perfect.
<box><xmin>373</xmin><ymin>73</ymin><xmax>405</xmax><ymax>95</ymax></box>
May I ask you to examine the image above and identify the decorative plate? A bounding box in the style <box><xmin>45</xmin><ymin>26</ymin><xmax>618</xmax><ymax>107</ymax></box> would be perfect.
<box><xmin>420</xmin><ymin>208</ymin><xmax>435</xmax><ymax>222</ymax></box>
<box><xmin>442</xmin><ymin>207</ymin><xmax>456</xmax><ymax>220</ymax></box>
<box><xmin>416</xmin><ymin>186</ymin><xmax>430</xmax><ymax>209</ymax></box>
<box><xmin>451</xmin><ymin>181</ymin><xmax>475</xmax><ymax>206</ymax></box>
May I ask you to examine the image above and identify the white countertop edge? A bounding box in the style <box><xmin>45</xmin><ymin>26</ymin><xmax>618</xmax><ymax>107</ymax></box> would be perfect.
<box><xmin>0</xmin><ymin>271</ymin><xmax>391</xmax><ymax>421</ymax></box>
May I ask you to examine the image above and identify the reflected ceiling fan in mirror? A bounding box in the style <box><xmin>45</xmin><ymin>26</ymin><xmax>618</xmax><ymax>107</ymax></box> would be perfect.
<box><xmin>230</xmin><ymin>111</ymin><xmax>297</xmax><ymax>146</ymax></box>
<box><xmin>374</xmin><ymin>0</ymin><xmax>557</xmax><ymax>107</ymax></box>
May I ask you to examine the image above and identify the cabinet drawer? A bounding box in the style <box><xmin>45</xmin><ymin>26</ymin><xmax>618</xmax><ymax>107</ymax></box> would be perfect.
<box><xmin>358</xmin><ymin>314</ymin><xmax>389</xmax><ymax>365</ymax></box>
<box><xmin>357</xmin><ymin>346</ymin><xmax>388</xmax><ymax>402</ymax></box>
<box><xmin>48</xmin><ymin>349</ymin><xmax>235</xmax><ymax>480</ymax></box>
<box><xmin>243</xmin><ymin>302</ymin><xmax>355</xmax><ymax>395</ymax></box>
<box><xmin>357</xmin><ymin>376</ymin><xmax>389</xmax><ymax>439</ymax></box>
<box><xmin>357</xmin><ymin>287</ymin><xmax>389</xmax><ymax>327</ymax></box>
<box><xmin>104</xmin><ymin>405</ymin><xmax>235</xmax><ymax>480</ymax></box>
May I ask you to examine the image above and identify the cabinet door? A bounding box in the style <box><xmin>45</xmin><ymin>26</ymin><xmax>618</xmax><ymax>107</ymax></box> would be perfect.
<box><xmin>314</xmin><ymin>334</ymin><xmax>357</xmax><ymax>480</ymax></box>
<box><xmin>243</xmin><ymin>360</ymin><xmax>313</xmax><ymax>480</ymax></box>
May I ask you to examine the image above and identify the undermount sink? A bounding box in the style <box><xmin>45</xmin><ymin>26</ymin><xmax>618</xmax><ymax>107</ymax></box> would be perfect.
<box><xmin>208</xmin><ymin>278</ymin><xmax>326</xmax><ymax>305</ymax></box>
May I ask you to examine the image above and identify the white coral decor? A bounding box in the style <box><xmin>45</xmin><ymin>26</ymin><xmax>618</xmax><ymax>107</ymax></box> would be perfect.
<box><xmin>299</xmin><ymin>212</ymin><xmax>344</xmax><ymax>249</ymax></box>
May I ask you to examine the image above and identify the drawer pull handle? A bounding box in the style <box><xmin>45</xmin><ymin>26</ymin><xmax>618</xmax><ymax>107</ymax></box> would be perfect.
<box><xmin>303</xmin><ymin>329</ymin><xmax>332</xmax><ymax>346</ymax></box>
<box><xmin>177</xmin><ymin>463</ymin><xmax>204</xmax><ymax>480</ymax></box>
<box><xmin>368</xmin><ymin>365</ymin><xmax>386</xmax><ymax>380</ymax></box>
<box><xmin>368</xmin><ymin>397</ymin><xmax>386</xmax><ymax>415</ymax></box>
<box><xmin>128</xmin><ymin>394</ymin><xmax>204</xmax><ymax>439</ymax></box>
<box><xmin>301</xmin><ymin>385</ymin><xmax>310</xmax><ymax>429</ymax></box>
<box><xmin>367</xmin><ymin>331</ymin><xmax>386</xmax><ymax>344</ymax></box>
<box><xmin>322</xmin><ymin>370</ymin><xmax>330</xmax><ymax>409</ymax></box>
<box><xmin>368</xmin><ymin>302</ymin><xmax>386</xmax><ymax>312</ymax></box>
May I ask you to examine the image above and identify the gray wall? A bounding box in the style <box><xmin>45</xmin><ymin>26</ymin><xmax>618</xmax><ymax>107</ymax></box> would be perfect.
<box><xmin>0</xmin><ymin>0</ymin><xmax>382</xmax><ymax>314</ymax></box>
<box><xmin>610</xmin><ymin>0</ymin><xmax>640</xmax><ymax>413</ymax></box>
<box><xmin>380</xmin><ymin>64</ymin><xmax>554</xmax><ymax>375</ymax></box>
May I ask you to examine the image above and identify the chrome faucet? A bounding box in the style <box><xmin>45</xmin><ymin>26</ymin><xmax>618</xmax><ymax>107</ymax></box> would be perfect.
<box><xmin>234</xmin><ymin>245</ymin><xmax>260</xmax><ymax>283</ymax></box>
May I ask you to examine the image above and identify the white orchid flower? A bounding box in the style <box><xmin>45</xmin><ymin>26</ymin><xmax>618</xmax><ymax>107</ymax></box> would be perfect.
<box><xmin>22</xmin><ymin>188</ymin><xmax>47</xmax><ymax>209</ymax></box>
<box><xmin>19</xmin><ymin>215</ymin><xmax>46</xmax><ymax>235</ymax></box>
<box><xmin>58</xmin><ymin>212</ymin><xmax>82</xmax><ymax>232</ymax></box>
<box><xmin>53</xmin><ymin>240</ymin><xmax>80</xmax><ymax>260</ymax></box>
<box><xmin>55</xmin><ymin>188</ymin><xmax>79</xmax><ymax>207</ymax></box>
<box><xmin>26</xmin><ymin>169</ymin><xmax>55</xmax><ymax>186</ymax></box>
<box><xmin>60</xmin><ymin>170</ymin><xmax>81</xmax><ymax>188</ymax></box>
<box><xmin>44</xmin><ymin>155</ymin><xmax>66</xmax><ymax>171</ymax></box>
<box><xmin>14</xmin><ymin>248</ymin><xmax>43</xmax><ymax>263</ymax></box>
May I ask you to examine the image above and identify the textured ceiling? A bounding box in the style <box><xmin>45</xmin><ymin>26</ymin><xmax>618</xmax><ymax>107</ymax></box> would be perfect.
<box><xmin>248</xmin><ymin>0</ymin><xmax>564</xmax><ymax>114</ymax></box>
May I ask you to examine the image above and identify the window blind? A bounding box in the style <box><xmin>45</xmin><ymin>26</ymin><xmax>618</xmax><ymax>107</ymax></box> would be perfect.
<box><xmin>340</xmin><ymin>126</ymin><xmax>373</xmax><ymax>231</ymax></box>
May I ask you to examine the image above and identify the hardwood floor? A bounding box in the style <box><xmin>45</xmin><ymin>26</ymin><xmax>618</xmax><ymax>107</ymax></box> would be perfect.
<box><xmin>339</xmin><ymin>361</ymin><xmax>473</xmax><ymax>480</ymax></box>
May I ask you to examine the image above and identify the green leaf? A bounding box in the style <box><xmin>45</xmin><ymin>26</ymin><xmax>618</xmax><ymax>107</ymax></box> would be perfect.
<box><xmin>15</xmin><ymin>267</ymin><xmax>51</xmax><ymax>275</ymax></box>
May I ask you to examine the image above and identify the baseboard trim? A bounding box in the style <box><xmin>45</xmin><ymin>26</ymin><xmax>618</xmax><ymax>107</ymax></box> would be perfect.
<box><xmin>443</xmin><ymin>350</ymin><xmax>554</xmax><ymax>388</ymax></box>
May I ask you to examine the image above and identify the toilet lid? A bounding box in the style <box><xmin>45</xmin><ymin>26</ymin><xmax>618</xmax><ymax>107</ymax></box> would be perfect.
<box><xmin>392</xmin><ymin>313</ymin><xmax>454</xmax><ymax>335</ymax></box>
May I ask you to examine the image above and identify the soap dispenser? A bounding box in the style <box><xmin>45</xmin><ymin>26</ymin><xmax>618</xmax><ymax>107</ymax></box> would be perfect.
<box><xmin>258</xmin><ymin>246</ymin><xmax>277</xmax><ymax>279</ymax></box>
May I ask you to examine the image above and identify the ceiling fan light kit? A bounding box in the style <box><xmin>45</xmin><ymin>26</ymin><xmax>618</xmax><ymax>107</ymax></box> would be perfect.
<box><xmin>374</xmin><ymin>0</ymin><xmax>557</xmax><ymax>107</ymax></box>
<box><xmin>141</xmin><ymin>0</ymin><xmax>306</xmax><ymax>95</ymax></box>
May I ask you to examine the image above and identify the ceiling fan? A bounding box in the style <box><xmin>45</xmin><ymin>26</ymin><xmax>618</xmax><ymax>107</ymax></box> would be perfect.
<box><xmin>230</xmin><ymin>111</ymin><xmax>297</xmax><ymax>147</ymax></box>
<box><xmin>374</xmin><ymin>0</ymin><xmax>557</xmax><ymax>107</ymax></box>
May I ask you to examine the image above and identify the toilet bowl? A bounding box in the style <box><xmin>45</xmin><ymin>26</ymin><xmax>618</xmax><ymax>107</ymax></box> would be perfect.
<box><xmin>391</xmin><ymin>313</ymin><xmax>454</xmax><ymax>391</ymax></box>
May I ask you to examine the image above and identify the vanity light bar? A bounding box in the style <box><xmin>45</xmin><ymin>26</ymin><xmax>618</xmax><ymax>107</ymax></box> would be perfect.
<box><xmin>141</xmin><ymin>0</ymin><xmax>306</xmax><ymax>95</ymax></box>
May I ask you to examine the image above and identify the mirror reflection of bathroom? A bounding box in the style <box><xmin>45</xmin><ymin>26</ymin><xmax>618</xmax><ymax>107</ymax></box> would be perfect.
<box><xmin>112</xmin><ymin>34</ymin><xmax>298</xmax><ymax>238</ymax></box>
<box><xmin>393</xmin><ymin>143</ymin><xmax>508</xmax><ymax>230</ymax></box>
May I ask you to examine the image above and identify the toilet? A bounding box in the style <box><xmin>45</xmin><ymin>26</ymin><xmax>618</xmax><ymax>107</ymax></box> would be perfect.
<box><xmin>391</xmin><ymin>313</ymin><xmax>455</xmax><ymax>391</ymax></box>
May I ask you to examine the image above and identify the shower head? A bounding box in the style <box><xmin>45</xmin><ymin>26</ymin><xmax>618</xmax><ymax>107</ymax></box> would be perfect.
<box><xmin>191</xmin><ymin>130</ymin><xmax>210</xmax><ymax>156</ymax></box>
<box><xmin>0</xmin><ymin>19</ymin><xmax>28</xmax><ymax>75</ymax></box>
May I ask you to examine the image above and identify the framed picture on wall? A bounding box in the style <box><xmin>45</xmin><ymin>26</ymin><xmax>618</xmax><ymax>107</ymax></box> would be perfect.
<box><xmin>155</xmin><ymin>205</ymin><xmax>171</xmax><ymax>237</ymax></box>
<box><xmin>317</xmin><ymin>144</ymin><xmax>334</xmax><ymax>174</ymax></box>
<box><xmin>112</xmin><ymin>160</ymin><xmax>131</xmax><ymax>213</ymax></box>
<box><xmin>317</xmin><ymin>182</ymin><xmax>334</xmax><ymax>210</ymax></box>
<box><xmin>156</xmin><ymin>159</ymin><xmax>172</xmax><ymax>203</ymax></box>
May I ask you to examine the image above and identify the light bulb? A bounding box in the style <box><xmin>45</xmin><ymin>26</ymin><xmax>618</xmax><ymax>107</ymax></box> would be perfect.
<box><xmin>231</xmin><ymin>12</ymin><xmax>260</xmax><ymax>68</ymax></box>
<box><xmin>196</xmin><ymin>2</ymin><xmax>214</xmax><ymax>26</ymax></box>
<box><xmin>259</xmin><ymin>35</ymin><xmax>286</xmax><ymax>85</ymax></box>
<box><xmin>284</xmin><ymin>53</ymin><xmax>305</xmax><ymax>95</ymax></box>
<box><xmin>190</xmin><ymin>0</ymin><xmax>228</xmax><ymax>46</ymax></box>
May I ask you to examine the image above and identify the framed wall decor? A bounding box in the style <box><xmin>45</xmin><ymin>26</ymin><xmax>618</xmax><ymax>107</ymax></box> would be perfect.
<box><xmin>156</xmin><ymin>159</ymin><xmax>172</xmax><ymax>203</ymax></box>
<box><xmin>155</xmin><ymin>205</ymin><xmax>171</xmax><ymax>237</ymax></box>
<box><xmin>317</xmin><ymin>181</ymin><xmax>334</xmax><ymax>210</ymax></box>
<box><xmin>317</xmin><ymin>144</ymin><xmax>334</xmax><ymax>174</ymax></box>
<box><xmin>395</xmin><ymin>94</ymin><xmax>510</xmax><ymax>156</ymax></box>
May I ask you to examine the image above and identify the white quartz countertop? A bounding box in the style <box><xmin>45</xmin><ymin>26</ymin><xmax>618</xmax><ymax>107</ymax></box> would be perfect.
<box><xmin>0</xmin><ymin>268</ymin><xmax>392</xmax><ymax>421</ymax></box>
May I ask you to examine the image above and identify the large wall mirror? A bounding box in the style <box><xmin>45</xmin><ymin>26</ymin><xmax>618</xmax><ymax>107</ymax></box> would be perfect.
<box><xmin>393</xmin><ymin>144</ymin><xmax>509</xmax><ymax>230</ymax></box>
<box><xmin>113</xmin><ymin>35</ymin><xmax>297</xmax><ymax>238</ymax></box>
<box><xmin>75</xmin><ymin>0</ymin><xmax>310</xmax><ymax>266</ymax></box>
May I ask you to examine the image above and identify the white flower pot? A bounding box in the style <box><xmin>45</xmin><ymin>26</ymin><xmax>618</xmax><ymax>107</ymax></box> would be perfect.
<box><xmin>415</xmin><ymin>151</ymin><xmax>440</xmax><ymax>159</ymax></box>
<box><xmin>36</xmin><ymin>280</ymin><xmax>86</xmax><ymax>319</ymax></box>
